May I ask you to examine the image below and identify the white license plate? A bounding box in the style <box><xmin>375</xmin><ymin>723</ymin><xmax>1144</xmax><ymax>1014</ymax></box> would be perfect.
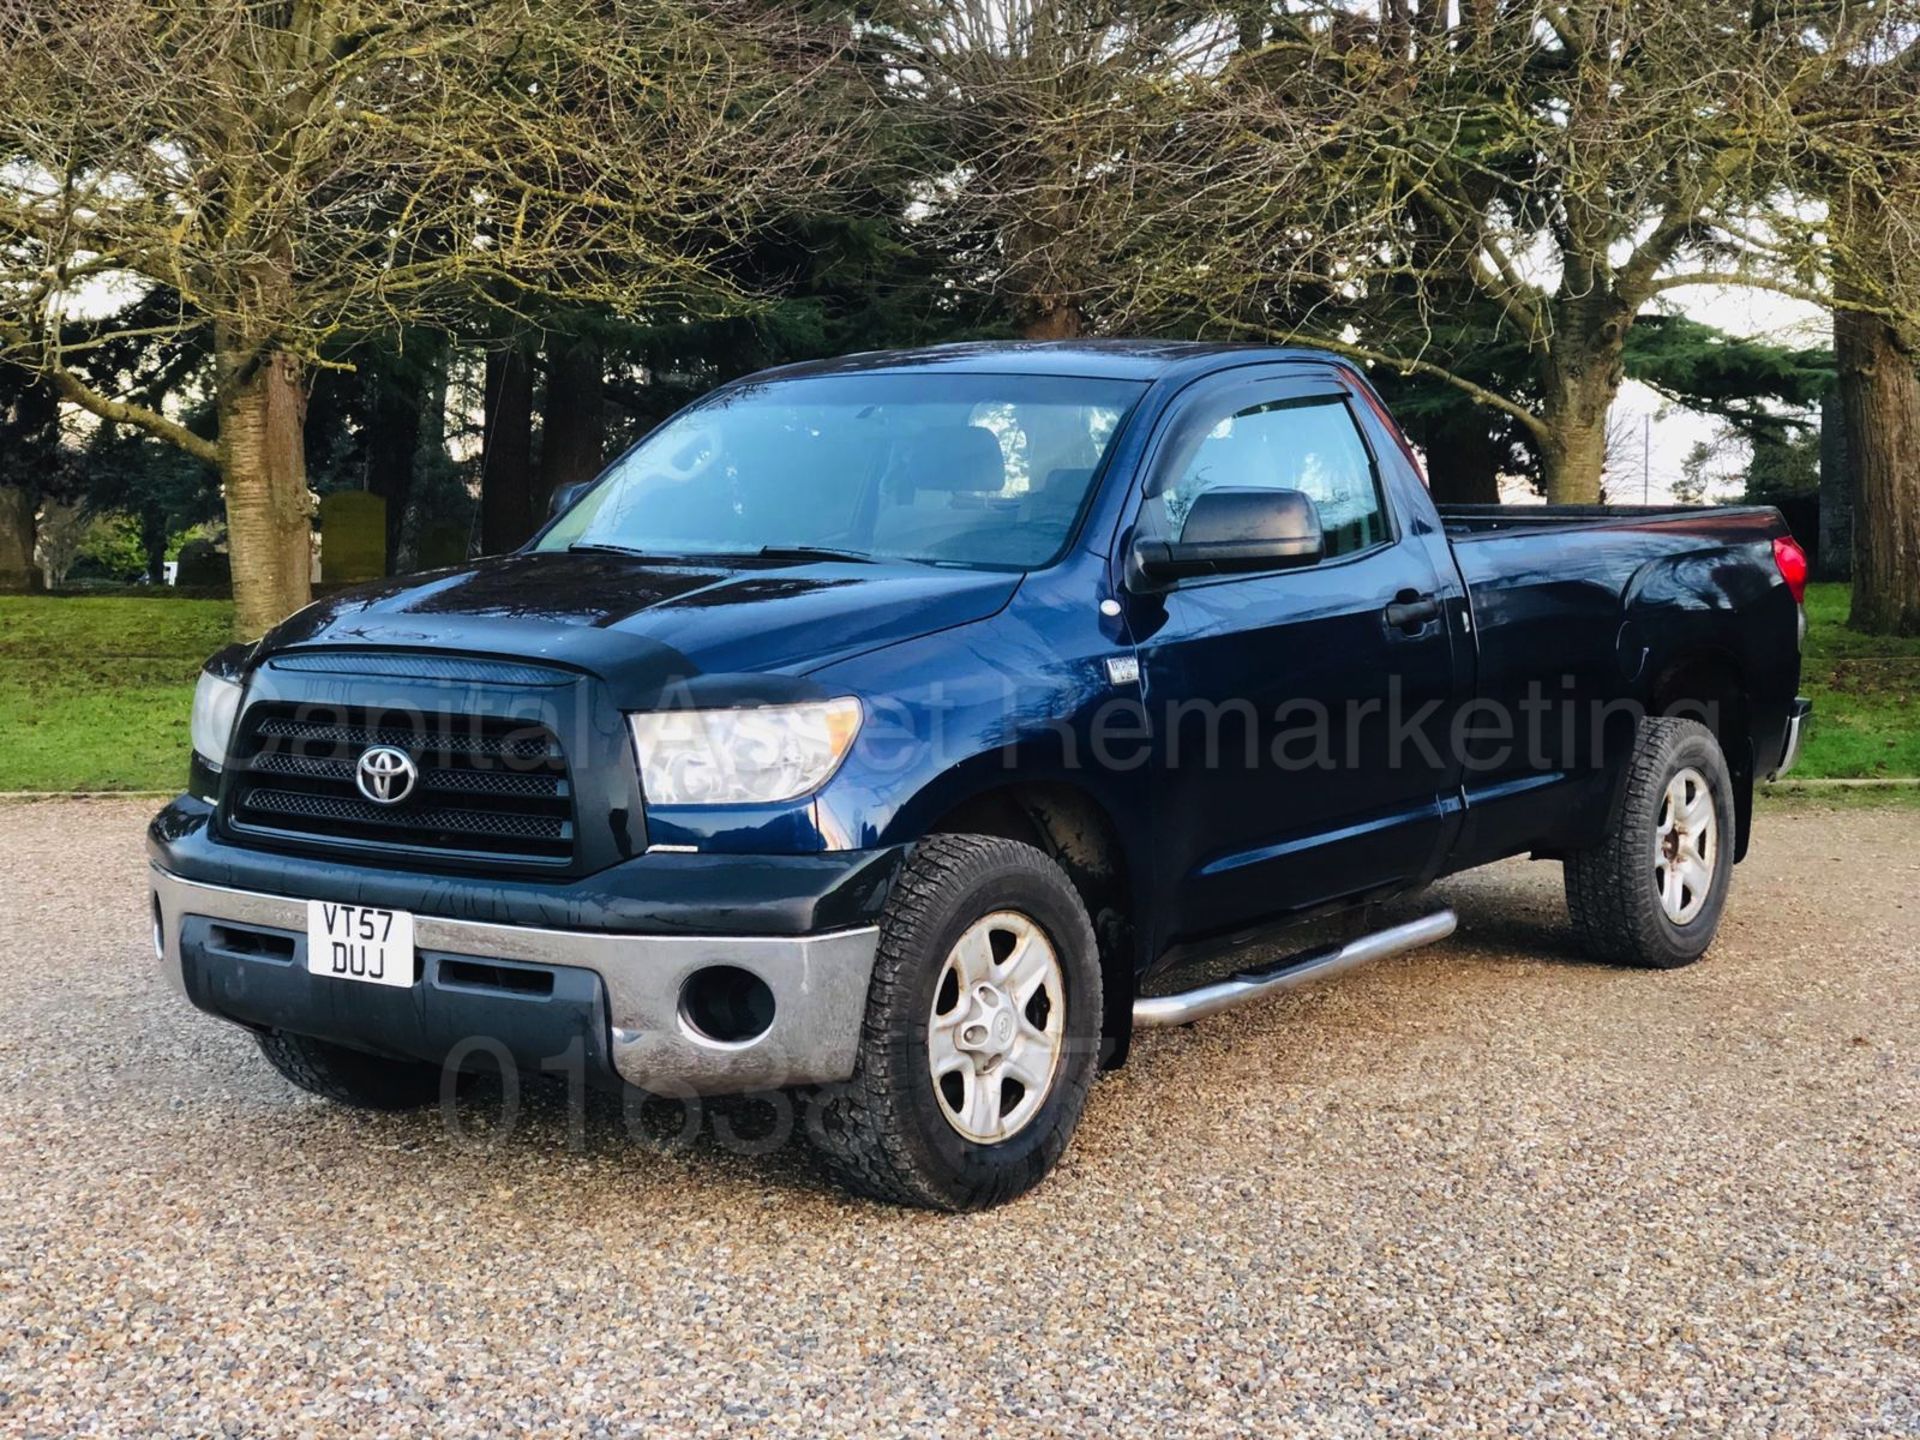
<box><xmin>306</xmin><ymin>901</ymin><xmax>415</xmax><ymax>988</ymax></box>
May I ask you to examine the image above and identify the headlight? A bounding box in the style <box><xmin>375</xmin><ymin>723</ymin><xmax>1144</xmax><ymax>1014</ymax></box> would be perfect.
<box><xmin>190</xmin><ymin>669</ymin><xmax>244</xmax><ymax>771</ymax></box>
<box><xmin>629</xmin><ymin>698</ymin><xmax>862</xmax><ymax>806</ymax></box>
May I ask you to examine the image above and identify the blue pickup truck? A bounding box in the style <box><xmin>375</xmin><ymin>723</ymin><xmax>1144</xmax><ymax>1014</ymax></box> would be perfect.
<box><xmin>150</xmin><ymin>342</ymin><xmax>1810</xmax><ymax>1208</ymax></box>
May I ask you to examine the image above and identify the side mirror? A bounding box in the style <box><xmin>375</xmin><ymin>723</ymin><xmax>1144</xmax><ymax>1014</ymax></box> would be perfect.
<box><xmin>548</xmin><ymin>480</ymin><xmax>595</xmax><ymax>520</ymax></box>
<box><xmin>1129</xmin><ymin>487</ymin><xmax>1323</xmax><ymax>587</ymax></box>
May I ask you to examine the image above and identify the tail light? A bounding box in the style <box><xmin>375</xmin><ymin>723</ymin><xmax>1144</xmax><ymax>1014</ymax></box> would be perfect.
<box><xmin>1772</xmin><ymin>536</ymin><xmax>1808</xmax><ymax>606</ymax></box>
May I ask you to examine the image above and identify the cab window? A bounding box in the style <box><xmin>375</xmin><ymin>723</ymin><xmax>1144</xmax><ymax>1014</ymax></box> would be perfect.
<box><xmin>1144</xmin><ymin>393</ymin><xmax>1389</xmax><ymax>560</ymax></box>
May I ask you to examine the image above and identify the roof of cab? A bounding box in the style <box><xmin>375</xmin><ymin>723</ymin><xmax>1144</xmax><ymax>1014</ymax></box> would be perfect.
<box><xmin>750</xmin><ymin>339</ymin><xmax>1342</xmax><ymax>385</ymax></box>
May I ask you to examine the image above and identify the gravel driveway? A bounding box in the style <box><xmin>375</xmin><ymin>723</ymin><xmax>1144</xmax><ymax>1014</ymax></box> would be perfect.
<box><xmin>1</xmin><ymin>798</ymin><xmax>1915</xmax><ymax>1437</ymax></box>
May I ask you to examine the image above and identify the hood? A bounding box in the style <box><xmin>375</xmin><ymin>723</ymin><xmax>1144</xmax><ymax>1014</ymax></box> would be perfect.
<box><xmin>260</xmin><ymin>551</ymin><xmax>1020</xmax><ymax>702</ymax></box>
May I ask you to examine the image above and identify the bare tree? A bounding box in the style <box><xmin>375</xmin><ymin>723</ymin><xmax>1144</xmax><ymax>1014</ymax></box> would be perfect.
<box><xmin>33</xmin><ymin>500</ymin><xmax>91</xmax><ymax>589</ymax></box>
<box><xmin>1119</xmin><ymin>0</ymin><xmax>1863</xmax><ymax>503</ymax></box>
<box><xmin>882</xmin><ymin>1</ymin><xmax>1235</xmax><ymax>339</ymax></box>
<box><xmin>0</xmin><ymin>0</ymin><xmax>863</xmax><ymax>636</ymax></box>
<box><xmin>1833</xmin><ymin>182</ymin><xmax>1920</xmax><ymax>635</ymax></box>
<box><xmin>1817</xmin><ymin>7</ymin><xmax>1920</xmax><ymax>634</ymax></box>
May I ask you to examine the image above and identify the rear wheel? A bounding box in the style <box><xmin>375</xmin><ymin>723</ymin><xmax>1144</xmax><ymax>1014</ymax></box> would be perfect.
<box><xmin>255</xmin><ymin>1031</ymin><xmax>441</xmax><ymax>1111</ymax></box>
<box><xmin>808</xmin><ymin>833</ymin><xmax>1101</xmax><ymax>1210</ymax></box>
<box><xmin>1565</xmin><ymin>716</ymin><xmax>1735</xmax><ymax>969</ymax></box>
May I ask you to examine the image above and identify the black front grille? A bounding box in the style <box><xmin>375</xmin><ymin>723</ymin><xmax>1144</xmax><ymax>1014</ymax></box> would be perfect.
<box><xmin>226</xmin><ymin>704</ymin><xmax>576</xmax><ymax>865</ymax></box>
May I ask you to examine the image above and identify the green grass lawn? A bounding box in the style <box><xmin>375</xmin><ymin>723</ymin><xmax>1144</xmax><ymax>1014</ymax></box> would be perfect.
<box><xmin>0</xmin><ymin>581</ymin><xmax>1911</xmax><ymax>791</ymax></box>
<box><xmin>0</xmin><ymin>595</ymin><xmax>232</xmax><ymax>791</ymax></box>
<box><xmin>1796</xmin><ymin>581</ymin><xmax>1920</xmax><ymax>779</ymax></box>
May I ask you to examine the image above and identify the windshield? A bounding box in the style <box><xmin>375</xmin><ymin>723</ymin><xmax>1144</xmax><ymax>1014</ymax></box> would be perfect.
<box><xmin>537</xmin><ymin>372</ymin><xmax>1147</xmax><ymax>570</ymax></box>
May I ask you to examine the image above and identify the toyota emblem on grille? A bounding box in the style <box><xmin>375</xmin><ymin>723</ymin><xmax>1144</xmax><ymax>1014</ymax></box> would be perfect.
<box><xmin>355</xmin><ymin>745</ymin><xmax>418</xmax><ymax>805</ymax></box>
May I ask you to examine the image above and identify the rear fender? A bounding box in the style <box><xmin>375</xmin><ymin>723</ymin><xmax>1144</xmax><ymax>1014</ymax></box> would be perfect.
<box><xmin>1616</xmin><ymin>546</ymin><xmax>1781</xmax><ymax>861</ymax></box>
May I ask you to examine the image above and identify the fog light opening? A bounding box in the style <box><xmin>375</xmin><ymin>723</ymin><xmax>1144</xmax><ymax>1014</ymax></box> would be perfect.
<box><xmin>679</xmin><ymin>966</ymin><xmax>776</xmax><ymax>1047</ymax></box>
<box><xmin>151</xmin><ymin>894</ymin><xmax>165</xmax><ymax>961</ymax></box>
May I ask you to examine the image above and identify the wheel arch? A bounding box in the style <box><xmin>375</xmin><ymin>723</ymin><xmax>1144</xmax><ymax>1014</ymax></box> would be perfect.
<box><xmin>921</xmin><ymin>778</ymin><xmax>1142</xmax><ymax>1068</ymax></box>
<box><xmin>1619</xmin><ymin>544</ymin><xmax>1783</xmax><ymax>863</ymax></box>
<box><xmin>1640</xmin><ymin>647</ymin><xmax>1755</xmax><ymax>861</ymax></box>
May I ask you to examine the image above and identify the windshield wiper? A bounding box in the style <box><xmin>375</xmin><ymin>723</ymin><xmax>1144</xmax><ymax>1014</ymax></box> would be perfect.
<box><xmin>752</xmin><ymin>545</ymin><xmax>877</xmax><ymax>565</ymax></box>
<box><xmin>567</xmin><ymin>542</ymin><xmax>715</xmax><ymax>563</ymax></box>
<box><xmin>570</xmin><ymin>541</ymin><xmax>880</xmax><ymax>566</ymax></box>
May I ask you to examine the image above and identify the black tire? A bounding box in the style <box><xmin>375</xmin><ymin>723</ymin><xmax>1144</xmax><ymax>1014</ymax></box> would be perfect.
<box><xmin>255</xmin><ymin>1030</ymin><xmax>441</xmax><ymax>1111</ymax></box>
<box><xmin>808</xmin><ymin>833</ymin><xmax>1103</xmax><ymax>1210</ymax></box>
<box><xmin>1565</xmin><ymin>716</ymin><xmax>1736</xmax><ymax>969</ymax></box>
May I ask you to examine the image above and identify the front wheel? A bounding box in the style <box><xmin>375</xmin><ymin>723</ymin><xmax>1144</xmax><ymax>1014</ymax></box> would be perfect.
<box><xmin>808</xmin><ymin>833</ymin><xmax>1102</xmax><ymax>1210</ymax></box>
<box><xmin>1565</xmin><ymin>716</ymin><xmax>1736</xmax><ymax>969</ymax></box>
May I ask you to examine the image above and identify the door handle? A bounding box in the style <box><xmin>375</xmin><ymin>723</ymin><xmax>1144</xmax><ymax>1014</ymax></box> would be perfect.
<box><xmin>1383</xmin><ymin>591</ymin><xmax>1440</xmax><ymax>633</ymax></box>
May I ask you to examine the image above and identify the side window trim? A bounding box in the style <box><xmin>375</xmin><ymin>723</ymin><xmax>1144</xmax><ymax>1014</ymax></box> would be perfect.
<box><xmin>1324</xmin><ymin>389</ymin><xmax>1400</xmax><ymax>551</ymax></box>
<box><xmin>1140</xmin><ymin>375</ymin><xmax>1347</xmax><ymax>498</ymax></box>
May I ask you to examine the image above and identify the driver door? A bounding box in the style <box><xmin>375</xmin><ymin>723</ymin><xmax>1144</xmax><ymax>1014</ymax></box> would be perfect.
<box><xmin>1128</xmin><ymin>371</ymin><xmax>1462</xmax><ymax>942</ymax></box>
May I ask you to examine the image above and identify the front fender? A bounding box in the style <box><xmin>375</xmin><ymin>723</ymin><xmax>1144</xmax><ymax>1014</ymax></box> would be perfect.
<box><xmin>813</xmin><ymin>593</ymin><xmax>1153</xmax><ymax>859</ymax></box>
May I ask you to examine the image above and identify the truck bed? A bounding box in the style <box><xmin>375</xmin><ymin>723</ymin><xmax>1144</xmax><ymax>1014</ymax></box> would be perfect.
<box><xmin>1438</xmin><ymin>502</ymin><xmax>1786</xmax><ymax>539</ymax></box>
<box><xmin>1427</xmin><ymin>497</ymin><xmax>1801</xmax><ymax>875</ymax></box>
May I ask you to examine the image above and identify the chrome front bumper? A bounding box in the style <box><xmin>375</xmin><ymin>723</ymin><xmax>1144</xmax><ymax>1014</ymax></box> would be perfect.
<box><xmin>150</xmin><ymin>865</ymin><xmax>880</xmax><ymax>1095</ymax></box>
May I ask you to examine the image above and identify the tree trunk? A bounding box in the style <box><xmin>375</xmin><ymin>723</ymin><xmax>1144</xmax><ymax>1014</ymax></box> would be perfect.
<box><xmin>538</xmin><ymin>336</ymin><xmax>607</xmax><ymax>517</ymax></box>
<box><xmin>0</xmin><ymin>365</ymin><xmax>53</xmax><ymax>591</ymax></box>
<box><xmin>140</xmin><ymin>505</ymin><xmax>168</xmax><ymax>585</ymax></box>
<box><xmin>1022</xmin><ymin>303</ymin><xmax>1084</xmax><ymax>340</ymax></box>
<box><xmin>1833</xmin><ymin>184</ymin><xmax>1920</xmax><ymax>636</ymax></box>
<box><xmin>0</xmin><ymin>485</ymin><xmax>36</xmax><ymax>591</ymax></box>
<box><xmin>1836</xmin><ymin>306</ymin><xmax>1920</xmax><ymax>635</ymax></box>
<box><xmin>217</xmin><ymin>333</ymin><xmax>312</xmax><ymax>638</ymax></box>
<box><xmin>1537</xmin><ymin>337</ymin><xmax>1623</xmax><ymax>504</ymax></box>
<box><xmin>481</xmin><ymin>340</ymin><xmax>536</xmax><ymax>554</ymax></box>
<box><xmin>365</xmin><ymin>337</ymin><xmax>441</xmax><ymax>572</ymax></box>
<box><xmin>1420</xmin><ymin>406</ymin><xmax>1501</xmax><ymax>505</ymax></box>
<box><xmin>396</xmin><ymin>348</ymin><xmax>452</xmax><ymax>571</ymax></box>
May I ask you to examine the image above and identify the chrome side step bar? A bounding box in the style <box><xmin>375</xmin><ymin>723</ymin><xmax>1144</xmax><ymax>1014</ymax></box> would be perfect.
<box><xmin>1131</xmin><ymin>909</ymin><xmax>1458</xmax><ymax>1029</ymax></box>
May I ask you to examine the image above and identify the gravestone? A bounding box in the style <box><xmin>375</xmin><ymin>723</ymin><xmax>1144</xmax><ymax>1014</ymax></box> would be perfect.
<box><xmin>319</xmin><ymin>491</ymin><xmax>386</xmax><ymax>582</ymax></box>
